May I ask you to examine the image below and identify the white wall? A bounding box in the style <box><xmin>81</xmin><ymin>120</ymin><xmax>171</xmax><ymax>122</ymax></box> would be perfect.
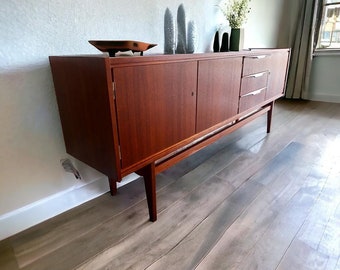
<box><xmin>244</xmin><ymin>0</ymin><xmax>288</xmax><ymax>49</ymax></box>
<box><xmin>309</xmin><ymin>55</ymin><xmax>340</xmax><ymax>103</ymax></box>
<box><xmin>0</xmin><ymin>0</ymin><xmax>288</xmax><ymax>240</ymax></box>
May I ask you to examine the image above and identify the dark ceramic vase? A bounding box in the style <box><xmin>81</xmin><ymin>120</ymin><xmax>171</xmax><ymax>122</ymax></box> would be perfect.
<box><xmin>213</xmin><ymin>31</ymin><xmax>219</xmax><ymax>52</ymax></box>
<box><xmin>230</xmin><ymin>28</ymin><xmax>241</xmax><ymax>51</ymax></box>
<box><xmin>220</xmin><ymin>32</ymin><xmax>229</xmax><ymax>52</ymax></box>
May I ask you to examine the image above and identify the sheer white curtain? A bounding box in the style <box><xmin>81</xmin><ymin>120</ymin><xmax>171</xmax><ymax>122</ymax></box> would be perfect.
<box><xmin>285</xmin><ymin>0</ymin><xmax>323</xmax><ymax>99</ymax></box>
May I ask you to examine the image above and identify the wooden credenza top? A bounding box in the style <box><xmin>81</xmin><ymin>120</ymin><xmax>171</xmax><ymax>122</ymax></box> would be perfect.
<box><xmin>51</xmin><ymin>49</ymin><xmax>289</xmax><ymax>65</ymax></box>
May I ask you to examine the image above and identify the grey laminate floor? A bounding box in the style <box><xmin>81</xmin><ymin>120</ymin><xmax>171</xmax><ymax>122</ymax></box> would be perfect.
<box><xmin>1</xmin><ymin>99</ymin><xmax>339</xmax><ymax>270</ymax></box>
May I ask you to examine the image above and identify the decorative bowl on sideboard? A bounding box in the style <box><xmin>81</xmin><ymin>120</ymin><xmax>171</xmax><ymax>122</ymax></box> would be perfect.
<box><xmin>88</xmin><ymin>40</ymin><xmax>157</xmax><ymax>57</ymax></box>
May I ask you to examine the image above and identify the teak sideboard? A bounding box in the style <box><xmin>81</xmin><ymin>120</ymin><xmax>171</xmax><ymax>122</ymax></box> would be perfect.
<box><xmin>49</xmin><ymin>49</ymin><xmax>290</xmax><ymax>221</ymax></box>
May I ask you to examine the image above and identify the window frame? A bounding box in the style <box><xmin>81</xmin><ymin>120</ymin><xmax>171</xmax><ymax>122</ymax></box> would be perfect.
<box><xmin>316</xmin><ymin>0</ymin><xmax>340</xmax><ymax>53</ymax></box>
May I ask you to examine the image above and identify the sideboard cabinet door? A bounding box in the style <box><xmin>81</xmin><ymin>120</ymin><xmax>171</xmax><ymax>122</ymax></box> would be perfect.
<box><xmin>266</xmin><ymin>51</ymin><xmax>290</xmax><ymax>100</ymax></box>
<box><xmin>196</xmin><ymin>58</ymin><xmax>243</xmax><ymax>132</ymax></box>
<box><xmin>113</xmin><ymin>61</ymin><xmax>198</xmax><ymax>169</ymax></box>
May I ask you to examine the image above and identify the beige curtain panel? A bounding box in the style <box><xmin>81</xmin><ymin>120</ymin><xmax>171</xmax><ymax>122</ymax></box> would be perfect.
<box><xmin>285</xmin><ymin>0</ymin><xmax>323</xmax><ymax>99</ymax></box>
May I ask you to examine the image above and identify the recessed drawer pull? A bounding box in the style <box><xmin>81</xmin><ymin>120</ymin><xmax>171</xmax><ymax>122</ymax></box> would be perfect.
<box><xmin>248</xmin><ymin>55</ymin><xmax>268</xmax><ymax>59</ymax></box>
<box><xmin>249</xmin><ymin>72</ymin><xmax>266</xmax><ymax>78</ymax></box>
<box><xmin>250</xmin><ymin>89</ymin><xmax>262</xmax><ymax>96</ymax></box>
<box><xmin>243</xmin><ymin>88</ymin><xmax>265</xmax><ymax>97</ymax></box>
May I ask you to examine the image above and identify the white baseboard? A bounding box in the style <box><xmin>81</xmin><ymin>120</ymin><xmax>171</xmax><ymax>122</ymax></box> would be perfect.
<box><xmin>0</xmin><ymin>174</ymin><xmax>139</xmax><ymax>240</ymax></box>
<box><xmin>308</xmin><ymin>92</ymin><xmax>340</xmax><ymax>103</ymax></box>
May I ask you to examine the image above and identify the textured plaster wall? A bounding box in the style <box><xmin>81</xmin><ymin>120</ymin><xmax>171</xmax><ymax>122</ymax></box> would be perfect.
<box><xmin>0</xmin><ymin>0</ymin><xmax>287</xmax><ymax>224</ymax></box>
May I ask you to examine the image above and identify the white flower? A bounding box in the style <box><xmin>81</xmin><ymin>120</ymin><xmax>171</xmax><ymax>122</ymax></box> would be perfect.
<box><xmin>219</xmin><ymin>0</ymin><xmax>251</xmax><ymax>29</ymax></box>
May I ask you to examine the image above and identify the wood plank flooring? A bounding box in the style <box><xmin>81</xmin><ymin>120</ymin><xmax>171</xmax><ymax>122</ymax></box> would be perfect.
<box><xmin>0</xmin><ymin>99</ymin><xmax>339</xmax><ymax>270</ymax></box>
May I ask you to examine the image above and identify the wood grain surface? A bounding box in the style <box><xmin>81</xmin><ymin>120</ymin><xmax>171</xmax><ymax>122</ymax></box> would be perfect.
<box><xmin>1</xmin><ymin>99</ymin><xmax>339</xmax><ymax>270</ymax></box>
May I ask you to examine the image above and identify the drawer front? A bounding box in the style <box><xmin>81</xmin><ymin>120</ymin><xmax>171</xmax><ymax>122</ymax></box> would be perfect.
<box><xmin>239</xmin><ymin>88</ymin><xmax>266</xmax><ymax>113</ymax></box>
<box><xmin>243</xmin><ymin>54</ymin><xmax>271</xmax><ymax>76</ymax></box>
<box><xmin>240</xmin><ymin>71</ymin><xmax>268</xmax><ymax>96</ymax></box>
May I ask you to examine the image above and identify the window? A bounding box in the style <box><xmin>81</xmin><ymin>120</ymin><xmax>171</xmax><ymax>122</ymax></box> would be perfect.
<box><xmin>318</xmin><ymin>0</ymin><xmax>340</xmax><ymax>49</ymax></box>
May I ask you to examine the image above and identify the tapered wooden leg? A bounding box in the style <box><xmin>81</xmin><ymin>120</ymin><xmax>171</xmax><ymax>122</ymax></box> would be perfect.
<box><xmin>137</xmin><ymin>163</ymin><xmax>157</xmax><ymax>222</ymax></box>
<box><xmin>267</xmin><ymin>101</ymin><xmax>274</xmax><ymax>133</ymax></box>
<box><xmin>108</xmin><ymin>177</ymin><xmax>117</xmax><ymax>195</ymax></box>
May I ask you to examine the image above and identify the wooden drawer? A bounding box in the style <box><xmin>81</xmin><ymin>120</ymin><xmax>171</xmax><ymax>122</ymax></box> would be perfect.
<box><xmin>239</xmin><ymin>88</ymin><xmax>266</xmax><ymax>112</ymax></box>
<box><xmin>243</xmin><ymin>54</ymin><xmax>271</xmax><ymax>76</ymax></box>
<box><xmin>240</xmin><ymin>71</ymin><xmax>268</xmax><ymax>96</ymax></box>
